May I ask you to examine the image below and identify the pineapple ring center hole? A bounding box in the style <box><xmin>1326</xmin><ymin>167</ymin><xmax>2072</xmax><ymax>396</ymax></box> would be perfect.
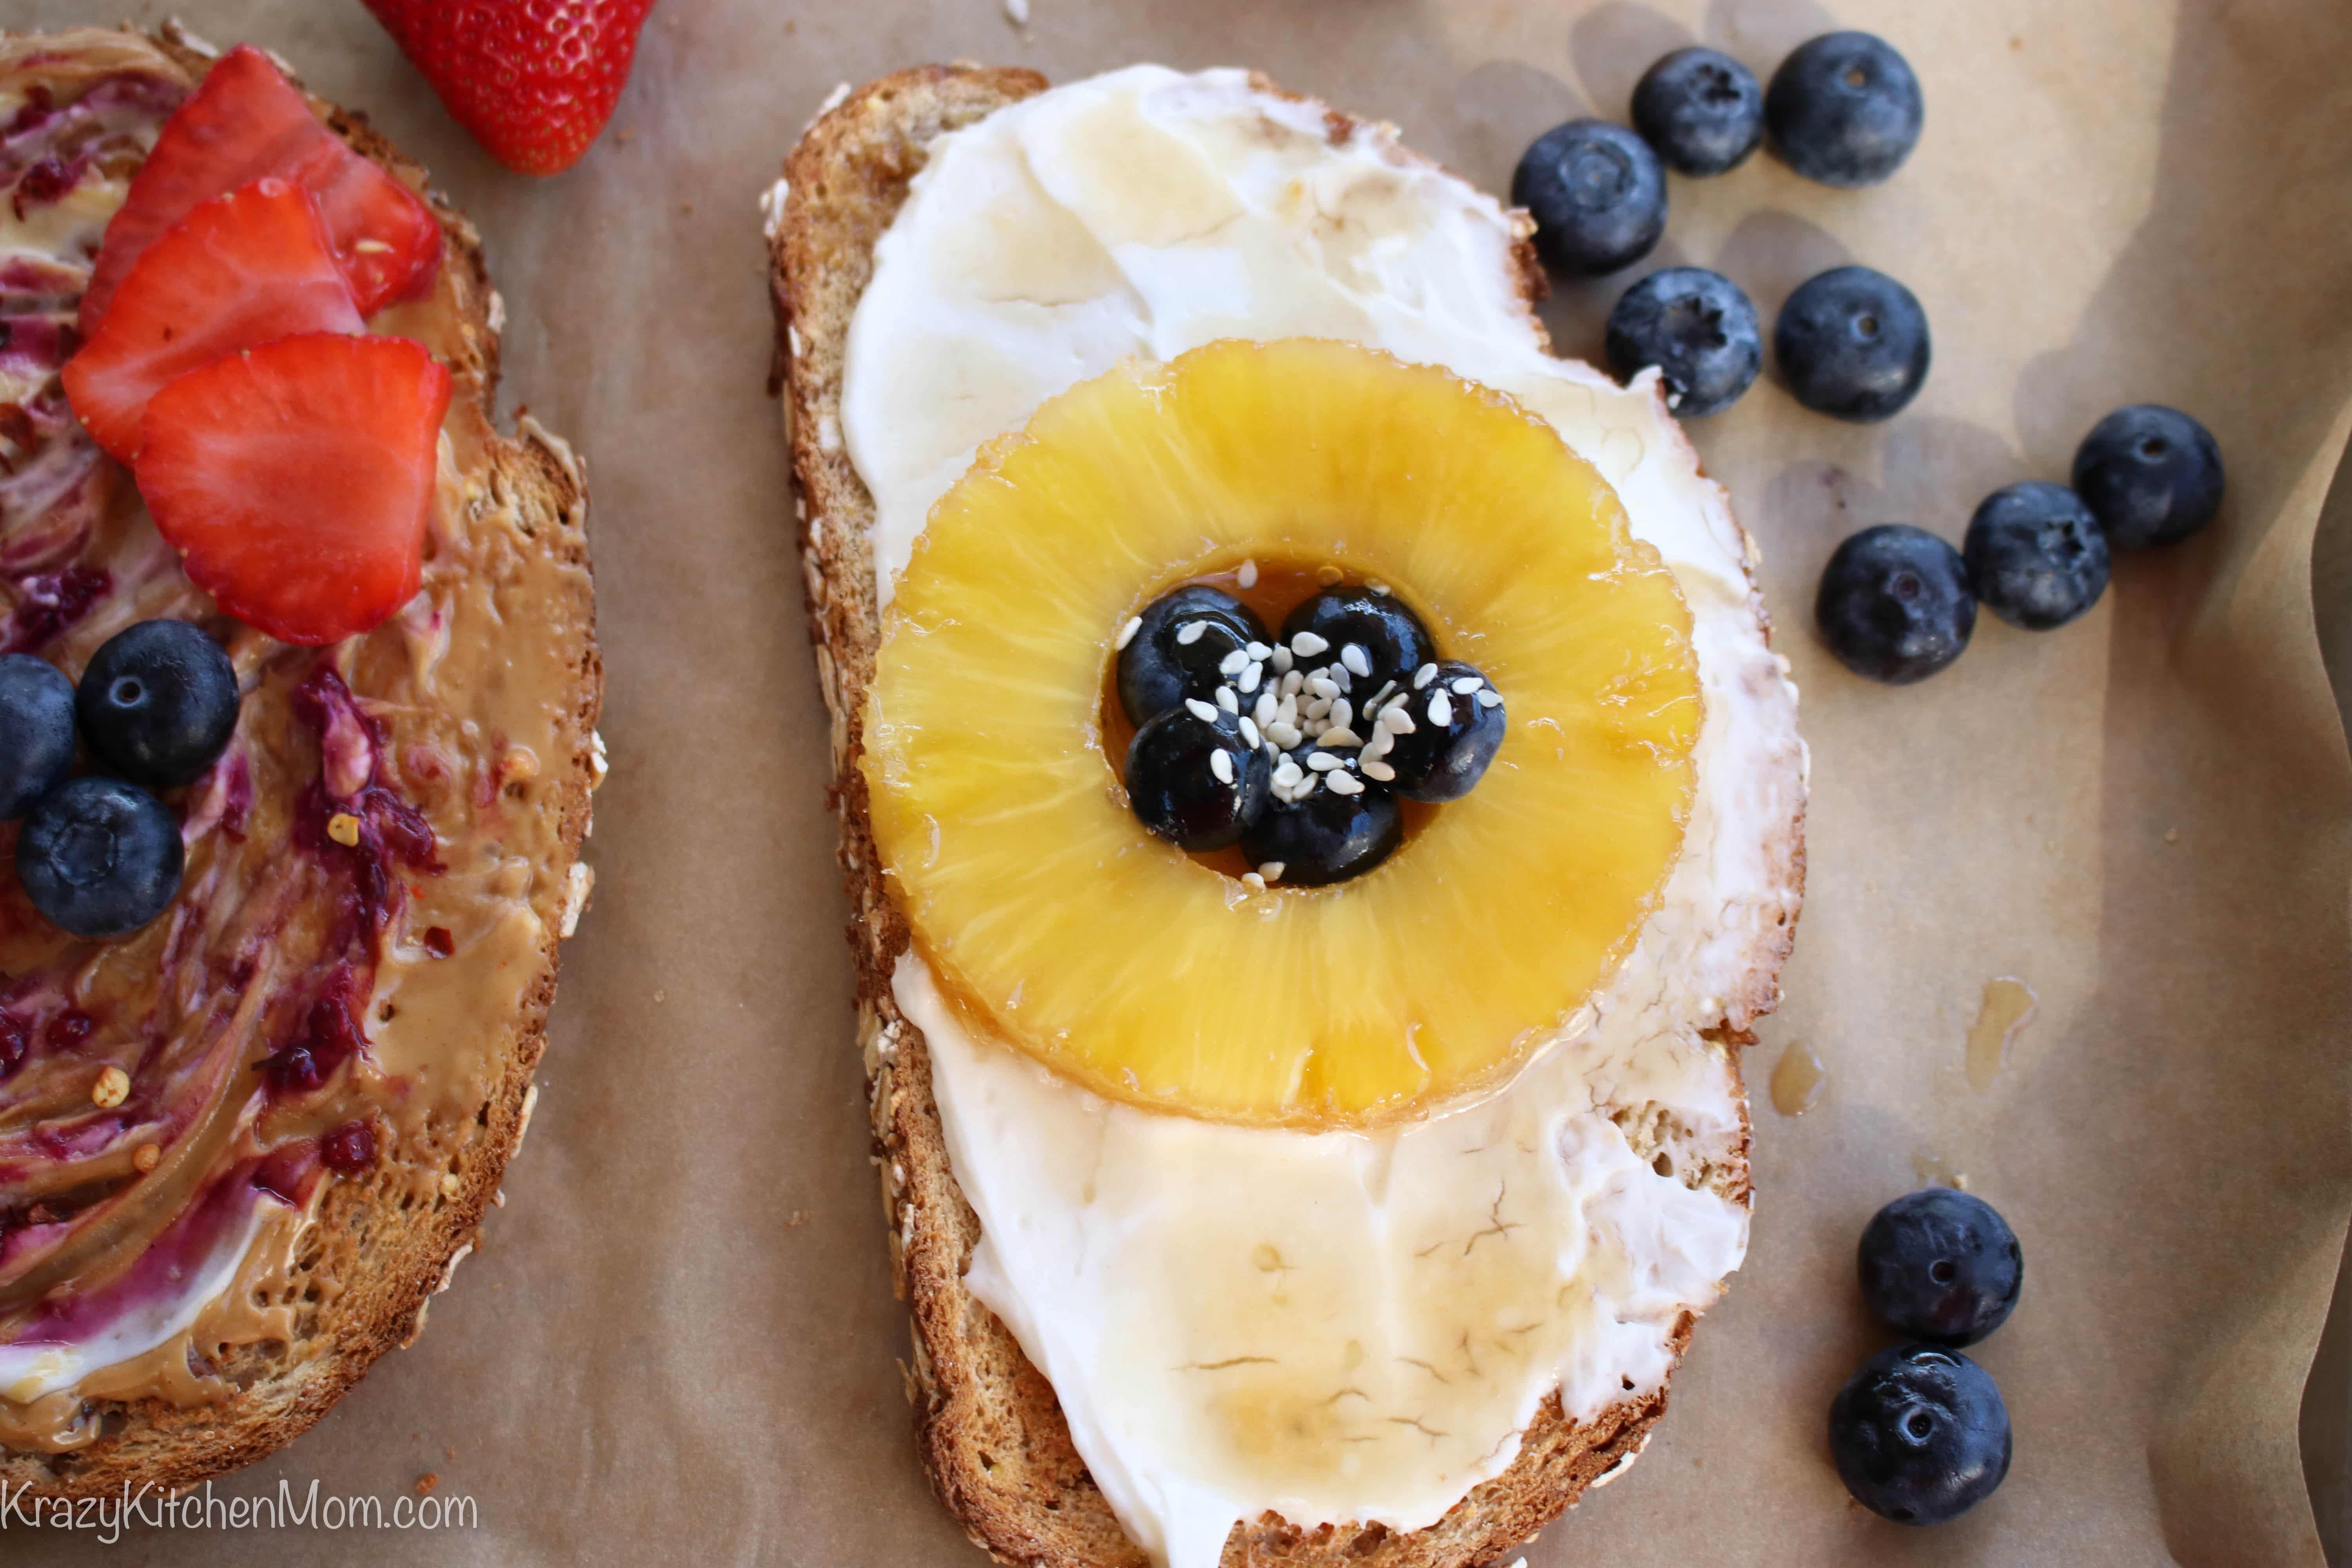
<box><xmin>1103</xmin><ymin>559</ymin><xmax>1442</xmax><ymax>881</ymax></box>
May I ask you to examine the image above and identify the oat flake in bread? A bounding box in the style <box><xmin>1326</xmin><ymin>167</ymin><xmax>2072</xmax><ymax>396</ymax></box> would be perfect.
<box><xmin>771</xmin><ymin>64</ymin><xmax>1803</xmax><ymax>1568</ymax></box>
<box><xmin>0</xmin><ymin>25</ymin><xmax>598</xmax><ymax>1493</ymax></box>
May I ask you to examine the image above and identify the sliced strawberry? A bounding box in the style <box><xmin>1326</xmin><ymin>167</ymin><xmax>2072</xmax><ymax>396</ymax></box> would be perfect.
<box><xmin>80</xmin><ymin>45</ymin><xmax>441</xmax><ymax>332</ymax></box>
<box><xmin>135</xmin><ymin>334</ymin><xmax>450</xmax><ymax>646</ymax></box>
<box><xmin>62</xmin><ymin>178</ymin><xmax>364</xmax><ymax>462</ymax></box>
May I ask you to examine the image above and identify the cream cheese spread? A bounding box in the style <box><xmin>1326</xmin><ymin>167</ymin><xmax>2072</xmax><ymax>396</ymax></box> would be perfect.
<box><xmin>842</xmin><ymin>64</ymin><xmax>1806</xmax><ymax>1568</ymax></box>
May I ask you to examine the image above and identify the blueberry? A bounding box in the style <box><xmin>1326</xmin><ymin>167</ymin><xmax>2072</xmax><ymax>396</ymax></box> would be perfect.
<box><xmin>1858</xmin><ymin>1188</ymin><xmax>2024</xmax><ymax>1347</ymax></box>
<box><xmin>1775</xmin><ymin>266</ymin><xmax>1930</xmax><ymax>422</ymax></box>
<box><xmin>1241</xmin><ymin>780</ymin><xmax>1401</xmax><ymax>887</ymax></box>
<box><xmin>1631</xmin><ymin>47</ymin><xmax>1764</xmax><ymax>176</ymax></box>
<box><xmin>16</xmin><ymin>775</ymin><xmax>183</xmax><ymax>938</ymax></box>
<box><xmin>1118</xmin><ymin>586</ymin><xmax>1268</xmax><ymax>728</ymax></box>
<box><xmin>1829</xmin><ymin>1344</ymin><xmax>2011</xmax><ymax>1525</ymax></box>
<box><xmin>1512</xmin><ymin>120</ymin><xmax>1667</xmax><ymax>277</ymax></box>
<box><xmin>76</xmin><ymin>619</ymin><xmax>239</xmax><ymax>790</ymax></box>
<box><xmin>1962</xmin><ymin>482</ymin><xmax>2110</xmax><ymax>631</ymax></box>
<box><xmin>1279</xmin><ymin>588</ymin><xmax>1433</xmax><ymax>694</ymax></box>
<box><xmin>1765</xmin><ymin>32</ymin><xmax>1924</xmax><ymax>187</ymax></box>
<box><xmin>1125</xmin><ymin>706</ymin><xmax>1268</xmax><ymax>853</ymax></box>
<box><xmin>1816</xmin><ymin>525</ymin><xmax>1975</xmax><ymax>684</ymax></box>
<box><xmin>1606</xmin><ymin>268</ymin><xmax>1762</xmax><ymax>417</ymax></box>
<box><xmin>0</xmin><ymin>654</ymin><xmax>76</xmax><ymax>819</ymax></box>
<box><xmin>1372</xmin><ymin>661</ymin><xmax>1505</xmax><ymax>802</ymax></box>
<box><xmin>2070</xmin><ymin>405</ymin><xmax>2224</xmax><ymax>548</ymax></box>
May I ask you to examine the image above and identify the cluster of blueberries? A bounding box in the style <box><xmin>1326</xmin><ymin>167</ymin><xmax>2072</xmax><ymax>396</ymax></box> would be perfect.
<box><xmin>1116</xmin><ymin>581</ymin><xmax>1503</xmax><ymax>886</ymax></box>
<box><xmin>1818</xmin><ymin>406</ymin><xmax>2224</xmax><ymax>682</ymax></box>
<box><xmin>0</xmin><ymin>620</ymin><xmax>240</xmax><ymax>938</ymax></box>
<box><xmin>1513</xmin><ymin>32</ymin><xmax>2227</xmax><ymax>686</ymax></box>
<box><xmin>1831</xmin><ymin>1187</ymin><xmax>2023</xmax><ymax>1526</ymax></box>
<box><xmin>1513</xmin><ymin>32</ymin><xmax>1932</xmax><ymax>422</ymax></box>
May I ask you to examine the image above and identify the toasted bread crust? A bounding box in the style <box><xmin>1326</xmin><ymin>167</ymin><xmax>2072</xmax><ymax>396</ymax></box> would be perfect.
<box><xmin>0</xmin><ymin>25</ymin><xmax>599</xmax><ymax>1497</ymax></box>
<box><xmin>771</xmin><ymin>65</ymin><xmax>1791</xmax><ymax>1568</ymax></box>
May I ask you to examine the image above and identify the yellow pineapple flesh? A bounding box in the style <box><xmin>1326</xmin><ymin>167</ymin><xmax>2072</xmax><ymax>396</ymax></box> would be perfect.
<box><xmin>862</xmin><ymin>339</ymin><xmax>1699</xmax><ymax>1128</ymax></box>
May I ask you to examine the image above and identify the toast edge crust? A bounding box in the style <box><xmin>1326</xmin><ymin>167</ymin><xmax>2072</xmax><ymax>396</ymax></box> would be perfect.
<box><xmin>771</xmin><ymin>65</ymin><xmax>1804</xmax><ymax>1568</ymax></box>
<box><xmin>0</xmin><ymin>24</ymin><xmax>601</xmax><ymax>1498</ymax></box>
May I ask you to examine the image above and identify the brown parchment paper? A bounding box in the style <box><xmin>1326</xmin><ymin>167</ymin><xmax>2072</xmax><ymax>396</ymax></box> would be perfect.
<box><xmin>9</xmin><ymin>0</ymin><xmax>2352</xmax><ymax>1562</ymax></box>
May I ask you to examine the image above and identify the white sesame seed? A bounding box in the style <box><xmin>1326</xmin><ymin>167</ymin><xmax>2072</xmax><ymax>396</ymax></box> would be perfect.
<box><xmin>1361</xmin><ymin>759</ymin><xmax>1397</xmax><ymax>782</ymax></box>
<box><xmin>1116</xmin><ymin>617</ymin><xmax>1142</xmax><ymax>651</ymax></box>
<box><xmin>1178</xmin><ymin>621</ymin><xmax>1209</xmax><ymax>646</ymax></box>
<box><xmin>1363</xmin><ymin>727</ymin><xmax>1394</xmax><ymax>760</ymax></box>
<box><xmin>1238</xmin><ymin>661</ymin><xmax>1264</xmax><ymax>694</ymax></box>
<box><xmin>1329</xmin><ymin>698</ymin><xmax>1353</xmax><ymax>732</ymax></box>
<box><xmin>1413</xmin><ymin>662</ymin><xmax>1439</xmax><ymax>689</ymax></box>
<box><xmin>1241</xmin><ymin>871</ymin><xmax>1267</xmax><ymax>892</ymax></box>
<box><xmin>1369</xmin><ymin>581</ymin><xmax>1392</xmax><ymax>596</ymax></box>
<box><xmin>1210</xmin><ymin>750</ymin><xmax>1234</xmax><ymax>785</ymax></box>
<box><xmin>1307</xmin><ymin>676</ymin><xmax>1340</xmax><ymax>701</ymax></box>
<box><xmin>1293</xmin><ymin>774</ymin><xmax>1320</xmax><ymax>800</ymax></box>
<box><xmin>1238</xmin><ymin>559</ymin><xmax>1259</xmax><ymax>589</ymax></box>
<box><xmin>1365</xmin><ymin>680</ymin><xmax>1396</xmax><ymax>715</ymax></box>
<box><xmin>1245</xmin><ymin>641</ymin><xmax>1272</xmax><ymax>660</ymax></box>
<box><xmin>1273</xmin><ymin>760</ymin><xmax>1304</xmax><ymax>788</ymax></box>
<box><xmin>1220</xmin><ymin>648</ymin><xmax>1250</xmax><ymax>678</ymax></box>
<box><xmin>1270</xmin><ymin>646</ymin><xmax>1294</xmax><ymax>675</ymax></box>
<box><xmin>1341</xmin><ymin>644</ymin><xmax>1372</xmax><ymax>679</ymax></box>
<box><xmin>1240</xmin><ymin>716</ymin><xmax>1262</xmax><ymax>749</ymax></box>
<box><xmin>1216</xmin><ymin>686</ymin><xmax>1240</xmax><ymax>714</ymax></box>
<box><xmin>1428</xmin><ymin>691</ymin><xmax>1453</xmax><ymax>727</ymax></box>
<box><xmin>1450</xmin><ymin>676</ymin><xmax>1481</xmax><ymax>695</ymax></box>
<box><xmin>1265</xmin><ymin>742</ymin><xmax>1279</xmax><ymax>762</ymax></box>
<box><xmin>1185</xmin><ymin>698</ymin><xmax>1218</xmax><ymax>723</ymax></box>
<box><xmin>1280</xmin><ymin>670</ymin><xmax>1304</xmax><ymax>697</ymax></box>
<box><xmin>1305</xmin><ymin>697</ymin><xmax>1332</xmax><ymax>721</ymax></box>
<box><xmin>1254</xmin><ymin>692</ymin><xmax>1278</xmax><ymax>728</ymax></box>
<box><xmin>1307</xmin><ymin>753</ymin><xmax>1342</xmax><ymax>772</ymax></box>
<box><xmin>1327</xmin><ymin>771</ymin><xmax>1365</xmax><ymax>796</ymax></box>
<box><xmin>1267</xmin><ymin>721</ymin><xmax>1303</xmax><ymax>750</ymax></box>
<box><xmin>1379</xmin><ymin>704</ymin><xmax>1416</xmax><ymax>735</ymax></box>
<box><xmin>1476</xmin><ymin>690</ymin><xmax>1501</xmax><ymax>708</ymax></box>
<box><xmin>1259</xmin><ymin>861</ymin><xmax>1285</xmax><ymax>882</ymax></box>
<box><xmin>1292</xmin><ymin>631</ymin><xmax>1330</xmax><ymax>657</ymax></box>
<box><xmin>1319</xmin><ymin>726</ymin><xmax>1363</xmax><ymax>748</ymax></box>
<box><xmin>1329</xmin><ymin>665</ymin><xmax>1353</xmax><ymax>693</ymax></box>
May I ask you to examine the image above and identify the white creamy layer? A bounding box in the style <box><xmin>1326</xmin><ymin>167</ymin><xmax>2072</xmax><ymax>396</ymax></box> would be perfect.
<box><xmin>842</xmin><ymin>65</ymin><xmax>1805</xmax><ymax>1568</ymax></box>
<box><xmin>0</xmin><ymin>1192</ymin><xmax>266</xmax><ymax>1404</ymax></box>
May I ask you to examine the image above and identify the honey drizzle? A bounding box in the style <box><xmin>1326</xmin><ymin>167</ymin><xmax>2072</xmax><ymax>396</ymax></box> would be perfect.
<box><xmin>1964</xmin><ymin>978</ymin><xmax>2037</xmax><ymax>1093</ymax></box>
<box><xmin>1766</xmin><ymin>1040</ymin><xmax>1826</xmax><ymax>1116</ymax></box>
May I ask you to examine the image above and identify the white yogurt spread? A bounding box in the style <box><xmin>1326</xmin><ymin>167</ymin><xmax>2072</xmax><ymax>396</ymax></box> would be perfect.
<box><xmin>0</xmin><ymin>1191</ymin><xmax>267</xmax><ymax>1405</ymax></box>
<box><xmin>840</xmin><ymin>65</ymin><xmax>1806</xmax><ymax>1568</ymax></box>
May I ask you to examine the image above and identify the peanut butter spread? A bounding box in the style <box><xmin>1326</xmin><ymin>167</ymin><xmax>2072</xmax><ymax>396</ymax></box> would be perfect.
<box><xmin>0</xmin><ymin>33</ymin><xmax>597</xmax><ymax>1453</ymax></box>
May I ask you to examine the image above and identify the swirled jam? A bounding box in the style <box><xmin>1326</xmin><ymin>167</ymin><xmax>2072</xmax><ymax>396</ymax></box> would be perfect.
<box><xmin>0</xmin><ymin>32</ymin><xmax>596</xmax><ymax>1457</ymax></box>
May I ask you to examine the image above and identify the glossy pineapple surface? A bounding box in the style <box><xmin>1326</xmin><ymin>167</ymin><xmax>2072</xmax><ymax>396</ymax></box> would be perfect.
<box><xmin>864</xmin><ymin>339</ymin><xmax>1700</xmax><ymax>1127</ymax></box>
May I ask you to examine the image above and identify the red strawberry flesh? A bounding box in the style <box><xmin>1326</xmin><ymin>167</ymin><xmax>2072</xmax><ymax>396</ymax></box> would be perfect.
<box><xmin>80</xmin><ymin>45</ymin><xmax>441</xmax><ymax>331</ymax></box>
<box><xmin>62</xmin><ymin>178</ymin><xmax>363</xmax><ymax>462</ymax></box>
<box><xmin>134</xmin><ymin>334</ymin><xmax>451</xmax><ymax>646</ymax></box>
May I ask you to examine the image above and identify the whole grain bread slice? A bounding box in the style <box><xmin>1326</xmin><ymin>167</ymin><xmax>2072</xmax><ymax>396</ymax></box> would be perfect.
<box><xmin>0</xmin><ymin>24</ymin><xmax>599</xmax><ymax>1497</ymax></box>
<box><xmin>769</xmin><ymin>65</ymin><xmax>1785</xmax><ymax>1568</ymax></box>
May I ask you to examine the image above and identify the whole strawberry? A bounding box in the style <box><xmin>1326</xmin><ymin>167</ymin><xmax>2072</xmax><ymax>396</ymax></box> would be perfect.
<box><xmin>365</xmin><ymin>0</ymin><xmax>656</xmax><ymax>176</ymax></box>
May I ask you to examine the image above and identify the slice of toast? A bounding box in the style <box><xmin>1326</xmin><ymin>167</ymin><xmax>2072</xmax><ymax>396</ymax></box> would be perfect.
<box><xmin>0</xmin><ymin>25</ymin><xmax>598</xmax><ymax>1495</ymax></box>
<box><xmin>768</xmin><ymin>67</ymin><xmax>1792</xmax><ymax>1568</ymax></box>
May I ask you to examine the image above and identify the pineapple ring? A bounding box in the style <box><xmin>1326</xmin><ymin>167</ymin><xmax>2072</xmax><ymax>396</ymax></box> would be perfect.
<box><xmin>864</xmin><ymin>339</ymin><xmax>1700</xmax><ymax>1128</ymax></box>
